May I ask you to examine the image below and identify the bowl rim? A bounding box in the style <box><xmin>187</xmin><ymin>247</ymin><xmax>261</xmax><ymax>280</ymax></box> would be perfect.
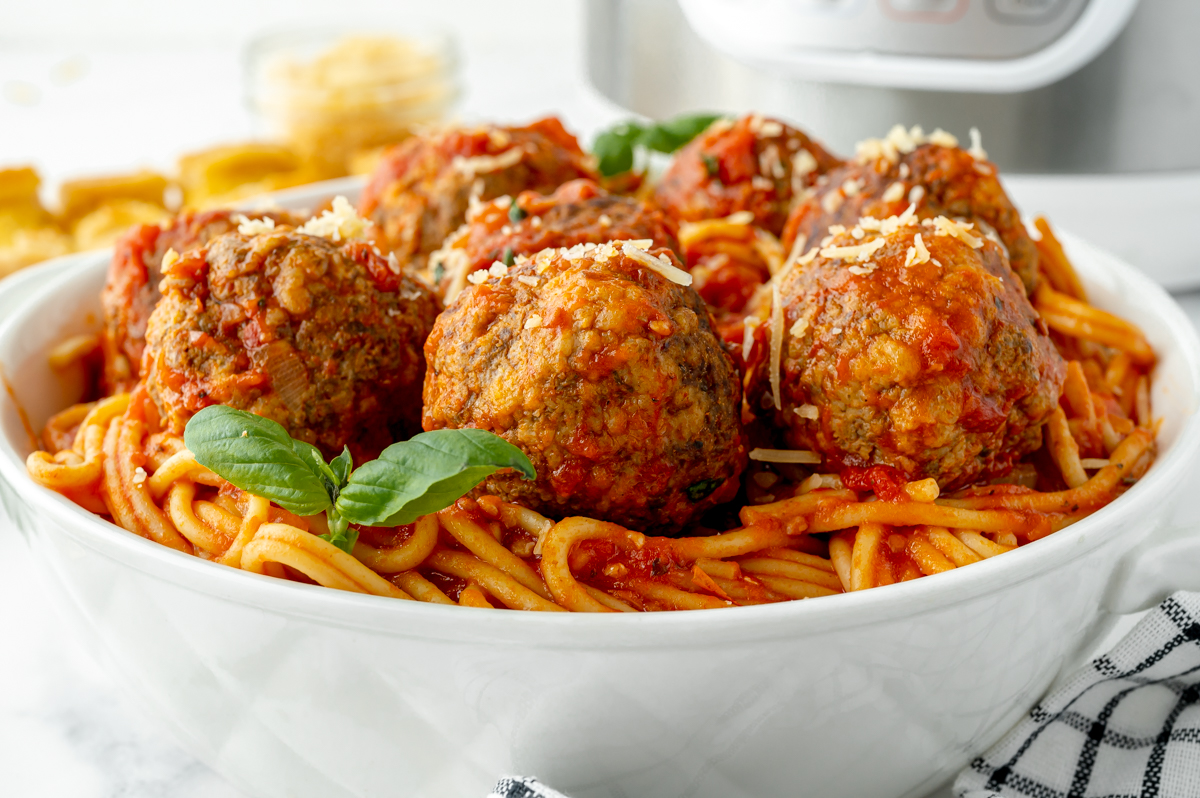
<box><xmin>1</xmin><ymin>231</ymin><xmax>1198</xmax><ymax>648</ymax></box>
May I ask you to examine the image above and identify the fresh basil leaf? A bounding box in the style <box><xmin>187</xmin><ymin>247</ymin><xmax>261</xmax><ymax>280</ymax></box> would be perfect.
<box><xmin>592</xmin><ymin>114</ymin><xmax>724</xmax><ymax>176</ymax></box>
<box><xmin>644</xmin><ymin>113</ymin><xmax>723</xmax><ymax>153</ymax></box>
<box><xmin>183</xmin><ymin>406</ymin><xmax>333</xmax><ymax>516</ymax></box>
<box><xmin>329</xmin><ymin>446</ymin><xmax>353</xmax><ymax>489</ymax></box>
<box><xmin>336</xmin><ymin>429</ymin><xmax>535</xmax><ymax>527</ymax></box>
<box><xmin>320</xmin><ymin>508</ymin><xmax>358</xmax><ymax>554</ymax></box>
<box><xmin>592</xmin><ymin>122</ymin><xmax>644</xmax><ymax>177</ymax></box>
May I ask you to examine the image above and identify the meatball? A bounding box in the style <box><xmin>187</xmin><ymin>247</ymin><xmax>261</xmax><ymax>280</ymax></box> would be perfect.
<box><xmin>102</xmin><ymin>208</ymin><xmax>302</xmax><ymax>393</ymax></box>
<box><xmin>427</xmin><ymin>178</ymin><xmax>679</xmax><ymax>301</ymax></box>
<box><xmin>423</xmin><ymin>242</ymin><xmax>747</xmax><ymax>532</ymax></box>
<box><xmin>654</xmin><ymin>114</ymin><xmax>840</xmax><ymax>236</ymax></box>
<box><xmin>142</xmin><ymin>227</ymin><xmax>438</xmax><ymax>457</ymax></box>
<box><xmin>781</xmin><ymin>128</ymin><xmax>1039</xmax><ymax>294</ymax></box>
<box><xmin>358</xmin><ymin>117</ymin><xmax>597</xmax><ymax>271</ymax></box>
<box><xmin>754</xmin><ymin>211</ymin><xmax>1064</xmax><ymax>488</ymax></box>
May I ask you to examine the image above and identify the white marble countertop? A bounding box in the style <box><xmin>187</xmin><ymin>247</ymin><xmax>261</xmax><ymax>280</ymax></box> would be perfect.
<box><xmin>4</xmin><ymin>4</ymin><xmax>1200</xmax><ymax>795</ymax></box>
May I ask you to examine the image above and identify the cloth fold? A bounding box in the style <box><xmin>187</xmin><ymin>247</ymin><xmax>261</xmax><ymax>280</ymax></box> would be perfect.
<box><xmin>490</xmin><ymin>592</ymin><xmax>1200</xmax><ymax>798</ymax></box>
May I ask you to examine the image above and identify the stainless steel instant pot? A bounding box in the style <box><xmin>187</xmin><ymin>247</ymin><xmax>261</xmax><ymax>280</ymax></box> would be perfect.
<box><xmin>584</xmin><ymin>0</ymin><xmax>1200</xmax><ymax>289</ymax></box>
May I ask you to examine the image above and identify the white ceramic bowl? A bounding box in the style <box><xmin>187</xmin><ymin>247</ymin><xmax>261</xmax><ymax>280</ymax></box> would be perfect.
<box><xmin>2</xmin><ymin>227</ymin><xmax>1200</xmax><ymax>798</ymax></box>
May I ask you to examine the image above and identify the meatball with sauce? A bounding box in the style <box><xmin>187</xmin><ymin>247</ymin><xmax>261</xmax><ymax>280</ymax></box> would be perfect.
<box><xmin>101</xmin><ymin>208</ymin><xmax>303</xmax><ymax>393</ymax></box>
<box><xmin>142</xmin><ymin>223</ymin><xmax>438</xmax><ymax>457</ymax></box>
<box><xmin>423</xmin><ymin>241</ymin><xmax>747</xmax><ymax>533</ymax></box>
<box><xmin>753</xmin><ymin>211</ymin><xmax>1065</xmax><ymax>489</ymax></box>
<box><xmin>781</xmin><ymin>126</ymin><xmax>1040</xmax><ymax>294</ymax></box>
<box><xmin>654</xmin><ymin>114</ymin><xmax>840</xmax><ymax>236</ymax></box>
<box><xmin>358</xmin><ymin>117</ymin><xmax>597</xmax><ymax>271</ymax></box>
<box><xmin>427</xmin><ymin>178</ymin><xmax>679</xmax><ymax>301</ymax></box>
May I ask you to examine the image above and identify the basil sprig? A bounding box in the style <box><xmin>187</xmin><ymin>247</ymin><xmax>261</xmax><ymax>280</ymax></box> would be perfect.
<box><xmin>592</xmin><ymin>112</ymin><xmax>726</xmax><ymax>177</ymax></box>
<box><xmin>183</xmin><ymin>406</ymin><xmax>535</xmax><ymax>554</ymax></box>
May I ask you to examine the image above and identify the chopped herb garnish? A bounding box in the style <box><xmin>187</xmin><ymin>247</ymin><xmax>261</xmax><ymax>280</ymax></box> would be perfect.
<box><xmin>502</xmin><ymin>247</ymin><xmax>515</xmax><ymax>267</ymax></box>
<box><xmin>701</xmin><ymin>153</ymin><xmax>720</xmax><ymax>178</ymax></box>
<box><xmin>508</xmin><ymin>202</ymin><xmax>527</xmax><ymax>223</ymax></box>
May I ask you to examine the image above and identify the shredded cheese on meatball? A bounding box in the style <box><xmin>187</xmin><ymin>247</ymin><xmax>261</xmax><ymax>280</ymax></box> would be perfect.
<box><xmin>770</xmin><ymin>282</ymin><xmax>784</xmax><ymax>411</ymax></box>
<box><xmin>968</xmin><ymin>127</ymin><xmax>988</xmax><ymax>161</ymax></box>
<box><xmin>855</xmin><ymin>124</ymin><xmax>960</xmax><ymax>164</ymax></box>
<box><xmin>905</xmin><ymin>233</ymin><xmax>931</xmax><ymax>266</ymax></box>
<box><xmin>234</xmin><ymin>214</ymin><xmax>276</xmax><ymax>235</ymax></box>
<box><xmin>743</xmin><ymin>316</ymin><xmax>761</xmax><ymax>362</ymax></box>
<box><xmin>820</xmin><ymin>238</ymin><xmax>886</xmax><ymax>262</ymax></box>
<box><xmin>749</xmin><ymin>448</ymin><xmax>821</xmax><ymax>464</ymax></box>
<box><xmin>926</xmin><ymin>216</ymin><xmax>984</xmax><ymax>248</ymax></box>
<box><xmin>881</xmin><ymin>182</ymin><xmax>906</xmax><ymax>203</ymax></box>
<box><xmin>794</xmin><ymin>404</ymin><xmax>820</xmax><ymax>420</ymax></box>
<box><xmin>299</xmin><ymin>196</ymin><xmax>369</xmax><ymax>242</ymax></box>
<box><xmin>620</xmin><ymin>241</ymin><xmax>692</xmax><ymax>286</ymax></box>
<box><xmin>759</xmin><ymin>120</ymin><xmax>784</xmax><ymax>137</ymax></box>
<box><xmin>451</xmin><ymin>146</ymin><xmax>526</xmax><ymax>179</ymax></box>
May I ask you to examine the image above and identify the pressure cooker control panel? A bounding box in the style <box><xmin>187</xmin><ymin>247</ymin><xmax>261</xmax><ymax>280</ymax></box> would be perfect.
<box><xmin>683</xmin><ymin>0</ymin><xmax>1090</xmax><ymax>60</ymax></box>
<box><xmin>678</xmin><ymin>0</ymin><xmax>1139</xmax><ymax>92</ymax></box>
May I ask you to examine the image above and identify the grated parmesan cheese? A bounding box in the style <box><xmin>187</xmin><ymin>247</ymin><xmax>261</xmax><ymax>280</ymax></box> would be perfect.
<box><xmin>132</xmin><ymin>466</ymin><xmax>147</xmax><ymax>485</ymax></box>
<box><xmin>792</xmin><ymin>149</ymin><xmax>818</xmax><ymax>176</ymax></box>
<box><xmin>882</xmin><ymin>182</ymin><xmax>906</xmax><ymax>203</ymax></box>
<box><xmin>162</xmin><ymin>248</ymin><xmax>180</xmax><ymax>271</ymax></box>
<box><xmin>452</xmin><ymin>146</ymin><xmax>525</xmax><ymax>178</ymax></box>
<box><xmin>235</xmin><ymin>214</ymin><xmax>277</xmax><ymax>235</ymax></box>
<box><xmin>908</xmin><ymin>185</ymin><xmax>926</xmax><ymax>205</ymax></box>
<box><xmin>725</xmin><ymin>210</ymin><xmax>755</xmax><ymax>225</ymax></box>
<box><xmin>789</xmin><ymin>316</ymin><xmax>809</xmax><ymax>337</ymax></box>
<box><xmin>968</xmin><ymin>127</ymin><xmax>988</xmax><ymax>161</ymax></box>
<box><xmin>742</xmin><ymin>316</ymin><xmax>761</xmax><ymax>362</ymax></box>
<box><xmin>759</xmin><ymin>120</ymin><xmax>784</xmax><ymax>137</ymax></box>
<box><xmin>467</xmin><ymin>269</ymin><xmax>489</xmax><ymax>285</ymax></box>
<box><xmin>928</xmin><ymin>128</ymin><xmax>959</xmax><ymax>148</ymax></box>
<box><xmin>770</xmin><ymin>283</ymin><xmax>784</xmax><ymax>411</ymax></box>
<box><xmin>927</xmin><ymin>216</ymin><xmax>983</xmax><ymax>248</ymax></box>
<box><xmin>598</xmin><ymin>214</ymin><xmax>612</xmax><ymax>228</ymax></box>
<box><xmin>524</xmin><ymin>314</ymin><xmax>543</xmax><ymax>330</ymax></box>
<box><xmin>905</xmin><ymin>233</ymin><xmax>931</xmax><ymax>267</ymax></box>
<box><xmin>620</xmin><ymin>241</ymin><xmax>692</xmax><ymax>286</ymax></box>
<box><xmin>517</xmin><ymin>275</ymin><xmax>539</xmax><ymax>287</ymax></box>
<box><xmin>752</xmin><ymin>175</ymin><xmax>773</xmax><ymax>191</ymax></box>
<box><xmin>749</xmin><ymin>448</ymin><xmax>822</xmax><ymax>464</ymax></box>
<box><xmin>820</xmin><ymin>238</ymin><xmax>886</xmax><ymax>262</ymax></box>
<box><xmin>299</xmin><ymin>196</ymin><xmax>369</xmax><ymax>242</ymax></box>
<box><xmin>856</xmin><ymin>124</ymin><xmax>959</xmax><ymax>164</ymax></box>
<box><xmin>842</xmin><ymin>178</ymin><xmax>864</xmax><ymax>196</ymax></box>
<box><xmin>847</xmin><ymin>263</ymin><xmax>876</xmax><ymax>276</ymax></box>
<box><xmin>821</xmin><ymin>191</ymin><xmax>844</xmax><ymax>214</ymax></box>
<box><xmin>794</xmin><ymin>404</ymin><xmax>819</xmax><ymax>420</ymax></box>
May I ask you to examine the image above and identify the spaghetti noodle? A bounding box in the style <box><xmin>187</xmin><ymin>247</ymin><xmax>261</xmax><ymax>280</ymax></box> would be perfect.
<box><xmin>26</xmin><ymin>213</ymin><xmax>1155</xmax><ymax>612</ymax></box>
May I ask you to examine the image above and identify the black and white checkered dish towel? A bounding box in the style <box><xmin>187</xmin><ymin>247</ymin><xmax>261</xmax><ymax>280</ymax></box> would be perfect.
<box><xmin>490</xmin><ymin>591</ymin><xmax>1200</xmax><ymax>798</ymax></box>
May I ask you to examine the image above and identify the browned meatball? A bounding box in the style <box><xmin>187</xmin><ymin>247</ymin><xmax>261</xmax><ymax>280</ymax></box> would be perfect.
<box><xmin>101</xmin><ymin>208</ymin><xmax>303</xmax><ymax>393</ymax></box>
<box><xmin>426</xmin><ymin>178</ymin><xmax>679</xmax><ymax>301</ymax></box>
<box><xmin>781</xmin><ymin>128</ymin><xmax>1039</xmax><ymax>294</ymax></box>
<box><xmin>654</xmin><ymin>114</ymin><xmax>840</xmax><ymax>236</ymax></box>
<box><xmin>358</xmin><ymin>117</ymin><xmax>597</xmax><ymax>272</ymax></box>
<box><xmin>142</xmin><ymin>227</ymin><xmax>438</xmax><ymax>457</ymax></box>
<box><xmin>753</xmin><ymin>212</ymin><xmax>1064</xmax><ymax>488</ymax></box>
<box><xmin>423</xmin><ymin>242</ymin><xmax>747</xmax><ymax>532</ymax></box>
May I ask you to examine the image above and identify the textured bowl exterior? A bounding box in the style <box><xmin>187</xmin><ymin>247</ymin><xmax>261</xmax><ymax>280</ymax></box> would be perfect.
<box><xmin>0</xmin><ymin>226</ymin><xmax>1197</xmax><ymax>798</ymax></box>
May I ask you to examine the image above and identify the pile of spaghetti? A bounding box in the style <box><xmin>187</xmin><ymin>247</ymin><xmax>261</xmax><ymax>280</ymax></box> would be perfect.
<box><xmin>24</xmin><ymin>116</ymin><xmax>1158</xmax><ymax>612</ymax></box>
